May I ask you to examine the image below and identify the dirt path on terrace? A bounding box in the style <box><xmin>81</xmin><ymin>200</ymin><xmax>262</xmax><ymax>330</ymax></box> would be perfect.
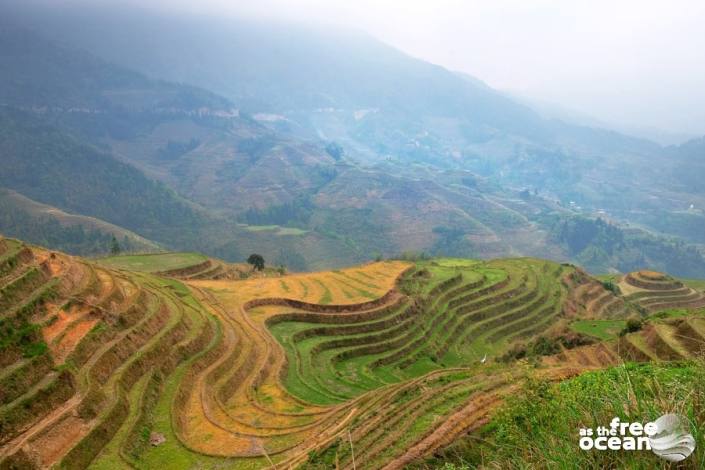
<box><xmin>0</xmin><ymin>394</ymin><xmax>83</xmax><ymax>461</ymax></box>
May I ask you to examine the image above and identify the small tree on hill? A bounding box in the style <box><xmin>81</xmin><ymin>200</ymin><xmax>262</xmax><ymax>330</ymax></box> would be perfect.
<box><xmin>247</xmin><ymin>254</ymin><xmax>265</xmax><ymax>271</ymax></box>
<box><xmin>110</xmin><ymin>236</ymin><xmax>121</xmax><ymax>255</ymax></box>
<box><xmin>620</xmin><ymin>317</ymin><xmax>644</xmax><ymax>336</ymax></box>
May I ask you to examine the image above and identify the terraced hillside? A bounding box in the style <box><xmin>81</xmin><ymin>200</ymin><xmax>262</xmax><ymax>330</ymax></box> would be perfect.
<box><xmin>543</xmin><ymin>312</ymin><xmax>705</xmax><ymax>370</ymax></box>
<box><xmin>619</xmin><ymin>270</ymin><xmax>705</xmax><ymax>313</ymax></box>
<box><xmin>268</xmin><ymin>258</ymin><xmax>570</xmax><ymax>405</ymax></box>
<box><xmin>0</xmin><ymin>237</ymin><xmax>218</xmax><ymax>469</ymax></box>
<box><xmin>96</xmin><ymin>252</ymin><xmax>254</xmax><ymax>281</ymax></box>
<box><xmin>2</xmin><ymin>236</ymin><xmax>705</xmax><ymax>469</ymax></box>
<box><xmin>163</xmin><ymin>257</ymin><xmax>588</xmax><ymax>470</ymax></box>
<box><xmin>563</xmin><ymin>268</ymin><xmax>632</xmax><ymax>319</ymax></box>
<box><xmin>547</xmin><ymin>270</ymin><xmax>705</xmax><ymax>369</ymax></box>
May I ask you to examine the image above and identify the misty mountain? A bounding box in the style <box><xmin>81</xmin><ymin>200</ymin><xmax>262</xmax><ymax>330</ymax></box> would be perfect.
<box><xmin>1</xmin><ymin>4</ymin><xmax>704</xmax><ymax>276</ymax></box>
<box><xmin>0</xmin><ymin>20</ymin><xmax>566</xmax><ymax>268</ymax></box>
<box><xmin>670</xmin><ymin>136</ymin><xmax>705</xmax><ymax>192</ymax></box>
<box><xmin>0</xmin><ymin>22</ymin><xmax>231</xmax><ymax>113</ymax></box>
<box><xmin>0</xmin><ymin>24</ymin><xmax>358</xmax><ymax>268</ymax></box>
<box><xmin>7</xmin><ymin>5</ymin><xmax>542</xmax><ymax>125</ymax></box>
<box><xmin>7</xmin><ymin>4</ymin><xmax>666</xmax><ymax>188</ymax></box>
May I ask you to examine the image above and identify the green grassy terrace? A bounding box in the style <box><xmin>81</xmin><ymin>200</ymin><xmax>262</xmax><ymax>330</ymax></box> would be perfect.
<box><xmin>268</xmin><ymin>258</ymin><xmax>571</xmax><ymax>405</ymax></box>
<box><xmin>95</xmin><ymin>252</ymin><xmax>208</xmax><ymax>273</ymax></box>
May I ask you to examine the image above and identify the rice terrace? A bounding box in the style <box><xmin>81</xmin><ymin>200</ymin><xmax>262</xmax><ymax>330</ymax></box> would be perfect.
<box><xmin>4</xmin><ymin>2</ymin><xmax>705</xmax><ymax>468</ymax></box>
<box><xmin>1</xmin><ymin>235</ymin><xmax>704</xmax><ymax>469</ymax></box>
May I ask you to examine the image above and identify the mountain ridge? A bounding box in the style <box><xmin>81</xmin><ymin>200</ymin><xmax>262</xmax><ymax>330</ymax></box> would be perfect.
<box><xmin>1</xmin><ymin>6</ymin><xmax>704</xmax><ymax>276</ymax></box>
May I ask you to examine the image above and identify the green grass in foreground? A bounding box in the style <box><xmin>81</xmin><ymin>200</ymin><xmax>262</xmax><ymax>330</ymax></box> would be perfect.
<box><xmin>414</xmin><ymin>361</ymin><xmax>705</xmax><ymax>469</ymax></box>
<box><xmin>95</xmin><ymin>252</ymin><xmax>207</xmax><ymax>272</ymax></box>
<box><xmin>570</xmin><ymin>319</ymin><xmax>627</xmax><ymax>340</ymax></box>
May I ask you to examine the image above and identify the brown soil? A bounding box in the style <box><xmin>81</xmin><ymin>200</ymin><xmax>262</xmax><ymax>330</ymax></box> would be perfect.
<box><xmin>29</xmin><ymin>414</ymin><xmax>92</xmax><ymax>467</ymax></box>
<box><xmin>53</xmin><ymin>318</ymin><xmax>99</xmax><ymax>364</ymax></box>
<box><xmin>638</xmin><ymin>270</ymin><xmax>667</xmax><ymax>280</ymax></box>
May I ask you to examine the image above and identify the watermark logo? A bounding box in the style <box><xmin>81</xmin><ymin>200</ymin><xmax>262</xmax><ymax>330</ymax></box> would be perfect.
<box><xmin>579</xmin><ymin>414</ymin><xmax>695</xmax><ymax>462</ymax></box>
<box><xmin>649</xmin><ymin>414</ymin><xmax>696</xmax><ymax>462</ymax></box>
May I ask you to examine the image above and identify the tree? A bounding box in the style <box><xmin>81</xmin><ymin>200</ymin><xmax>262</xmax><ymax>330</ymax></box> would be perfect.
<box><xmin>247</xmin><ymin>253</ymin><xmax>265</xmax><ymax>271</ymax></box>
<box><xmin>620</xmin><ymin>317</ymin><xmax>644</xmax><ymax>336</ymax></box>
<box><xmin>110</xmin><ymin>235</ymin><xmax>121</xmax><ymax>255</ymax></box>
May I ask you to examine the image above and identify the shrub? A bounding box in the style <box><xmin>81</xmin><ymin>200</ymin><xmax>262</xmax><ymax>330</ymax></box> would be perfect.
<box><xmin>620</xmin><ymin>317</ymin><xmax>644</xmax><ymax>336</ymax></box>
<box><xmin>246</xmin><ymin>254</ymin><xmax>265</xmax><ymax>271</ymax></box>
<box><xmin>602</xmin><ymin>279</ymin><xmax>621</xmax><ymax>295</ymax></box>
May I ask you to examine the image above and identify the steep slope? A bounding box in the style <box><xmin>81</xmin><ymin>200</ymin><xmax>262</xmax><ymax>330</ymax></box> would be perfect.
<box><xmin>0</xmin><ymin>189</ymin><xmax>159</xmax><ymax>255</ymax></box>
<box><xmin>0</xmin><ymin>239</ymin><xmax>576</xmax><ymax>469</ymax></box>
<box><xmin>0</xmin><ymin>237</ymin><xmax>219</xmax><ymax>468</ymax></box>
<box><xmin>0</xmin><ymin>22</ymin><xmax>231</xmax><ymax>112</ymax></box>
<box><xmin>2</xmin><ymin>236</ymin><xmax>705</xmax><ymax>469</ymax></box>
<box><xmin>2</xmin><ymin>6</ymin><xmax>704</xmax><ymax>274</ymax></box>
<box><xmin>10</xmin><ymin>5</ymin><xmax>661</xmax><ymax>172</ymax></box>
<box><xmin>0</xmin><ymin>108</ymin><xmax>206</xmax><ymax>239</ymax></box>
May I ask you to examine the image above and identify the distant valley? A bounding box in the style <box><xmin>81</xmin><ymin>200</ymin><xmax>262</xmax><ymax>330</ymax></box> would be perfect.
<box><xmin>0</xmin><ymin>4</ymin><xmax>704</xmax><ymax>277</ymax></box>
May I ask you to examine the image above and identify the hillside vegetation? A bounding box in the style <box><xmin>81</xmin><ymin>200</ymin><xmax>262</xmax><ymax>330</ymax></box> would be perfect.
<box><xmin>1</xmin><ymin>17</ymin><xmax>704</xmax><ymax>275</ymax></box>
<box><xmin>96</xmin><ymin>252</ymin><xmax>261</xmax><ymax>280</ymax></box>
<box><xmin>414</xmin><ymin>362</ymin><xmax>705</xmax><ymax>469</ymax></box>
<box><xmin>0</xmin><ymin>108</ymin><xmax>206</xmax><ymax>238</ymax></box>
<box><xmin>550</xmin><ymin>216</ymin><xmax>705</xmax><ymax>278</ymax></box>
<box><xmin>0</xmin><ymin>189</ymin><xmax>159</xmax><ymax>256</ymax></box>
<box><xmin>2</xmin><ymin>236</ymin><xmax>705</xmax><ymax>468</ymax></box>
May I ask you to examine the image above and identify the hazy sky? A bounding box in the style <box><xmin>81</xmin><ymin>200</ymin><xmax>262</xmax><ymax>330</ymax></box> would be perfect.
<box><xmin>141</xmin><ymin>0</ymin><xmax>704</xmax><ymax>137</ymax></box>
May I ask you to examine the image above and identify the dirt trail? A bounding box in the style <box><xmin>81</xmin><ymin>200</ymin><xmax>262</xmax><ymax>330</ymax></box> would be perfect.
<box><xmin>174</xmin><ymin>266</ymin><xmax>412</xmax><ymax>457</ymax></box>
<box><xmin>380</xmin><ymin>388</ymin><xmax>511</xmax><ymax>470</ymax></box>
<box><xmin>0</xmin><ymin>394</ymin><xmax>83</xmax><ymax>461</ymax></box>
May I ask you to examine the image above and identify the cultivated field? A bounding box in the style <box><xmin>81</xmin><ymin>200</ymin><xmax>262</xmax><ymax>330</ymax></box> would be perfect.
<box><xmin>2</xmin><ymin>236</ymin><xmax>705</xmax><ymax>469</ymax></box>
<box><xmin>96</xmin><ymin>252</ymin><xmax>208</xmax><ymax>273</ymax></box>
<box><xmin>96</xmin><ymin>252</ymin><xmax>258</xmax><ymax>281</ymax></box>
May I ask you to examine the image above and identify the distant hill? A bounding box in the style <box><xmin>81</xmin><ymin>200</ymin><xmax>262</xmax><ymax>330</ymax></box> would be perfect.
<box><xmin>0</xmin><ymin>189</ymin><xmax>159</xmax><ymax>255</ymax></box>
<box><xmin>623</xmin><ymin>136</ymin><xmax>705</xmax><ymax>245</ymax></box>
<box><xmin>0</xmin><ymin>19</ymin><xmax>569</xmax><ymax>267</ymax></box>
<box><xmin>9</xmin><ymin>5</ymin><xmax>688</xmax><ymax>222</ymax></box>
<box><xmin>1</xmin><ymin>5</ymin><xmax>704</xmax><ymax>276</ymax></box>
<box><xmin>0</xmin><ymin>22</ymin><xmax>231</xmax><ymax>112</ymax></box>
<box><xmin>0</xmin><ymin>107</ymin><xmax>207</xmax><ymax>238</ymax></box>
<box><xmin>0</xmin><ymin>24</ymin><xmax>358</xmax><ymax>267</ymax></box>
<box><xmin>667</xmin><ymin>136</ymin><xmax>705</xmax><ymax>196</ymax></box>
